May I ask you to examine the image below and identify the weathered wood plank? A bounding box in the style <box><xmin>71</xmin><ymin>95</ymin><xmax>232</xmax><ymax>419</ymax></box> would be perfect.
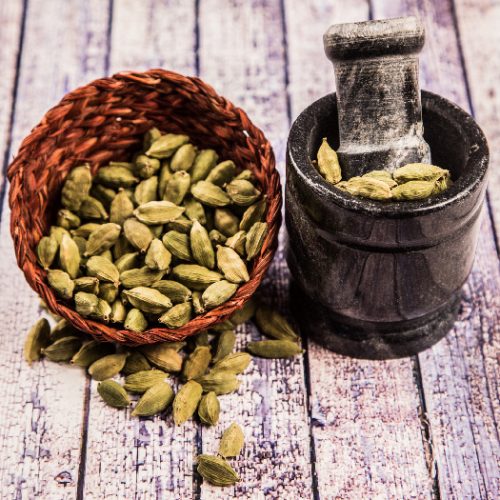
<box><xmin>0</xmin><ymin>0</ymin><xmax>110</xmax><ymax>498</ymax></box>
<box><xmin>197</xmin><ymin>1</ymin><xmax>313</xmax><ymax>498</ymax></box>
<box><xmin>372</xmin><ymin>1</ymin><xmax>500</xmax><ymax>498</ymax></box>
<box><xmin>285</xmin><ymin>2</ymin><xmax>434</xmax><ymax>498</ymax></box>
<box><xmin>81</xmin><ymin>2</ymin><xmax>199</xmax><ymax>499</ymax></box>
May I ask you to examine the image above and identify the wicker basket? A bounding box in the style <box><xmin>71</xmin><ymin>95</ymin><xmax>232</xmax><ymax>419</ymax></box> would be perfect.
<box><xmin>7</xmin><ymin>69</ymin><xmax>281</xmax><ymax>345</ymax></box>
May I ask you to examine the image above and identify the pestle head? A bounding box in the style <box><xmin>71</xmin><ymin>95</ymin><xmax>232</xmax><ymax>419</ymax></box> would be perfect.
<box><xmin>323</xmin><ymin>17</ymin><xmax>431</xmax><ymax>178</ymax></box>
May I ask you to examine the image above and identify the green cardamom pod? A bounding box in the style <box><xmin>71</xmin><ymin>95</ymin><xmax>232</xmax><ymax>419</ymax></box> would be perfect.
<box><xmin>86</xmin><ymin>256</ymin><xmax>120</xmax><ymax>285</ymax></box>
<box><xmin>42</xmin><ymin>336</ymin><xmax>82</xmax><ymax>362</ymax></box>
<box><xmin>48</xmin><ymin>269</ymin><xmax>75</xmax><ymax>299</ymax></box>
<box><xmin>110</xmin><ymin>300</ymin><xmax>127</xmax><ymax>323</ymax></box>
<box><xmin>362</xmin><ymin>170</ymin><xmax>397</xmax><ymax>188</ymax></box>
<box><xmin>144</xmin><ymin>239</ymin><xmax>172</xmax><ymax>272</ymax></box>
<box><xmin>61</xmin><ymin>164</ymin><xmax>93</xmax><ymax>211</ymax></box>
<box><xmin>205</xmin><ymin>160</ymin><xmax>236</xmax><ymax>186</ymax></box>
<box><xmin>109</xmin><ymin>190</ymin><xmax>135</xmax><ymax>225</ymax></box>
<box><xmin>124</xmin><ymin>308</ymin><xmax>148</xmax><ymax>332</ymax></box>
<box><xmin>196</xmin><ymin>455</ymin><xmax>240</xmax><ymax>486</ymax></box>
<box><xmin>59</xmin><ymin>234</ymin><xmax>81</xmax><ymax>279</ymax></box>
<box><xmin>173</xmin><ymin>380</ymin><xmax>203</xmax><ymax>425</ymax></box>
<box><xmin>183</xmin><ymin>198</ymin><xmax>207</xmax><ymax>225</ymax></box>
<box><xmin>121</xmin><ymin>351</ymin><xmax>151</xmax><ymax>375</ymax></box>
<box><xmin>337</xmin><ymin>176</ymin><xmax>393</xmax><ymax>200</ymax></box>
<box><xmin>391</xmin><ymin>180</ymin><xmax>438</xmax><ymax>200</ymax></box>
<box><xmin>214</xmin><ymin>208</ymin><xmax>240</xmax><ymax>237</ymax></box>
<box><xmin>192</xmin><ymin>291</ymin><xmax>205</xmax><ymax>315</ymax></box>
<box><xmin>115</xmin><ymin>252</ymin><xmax>140</xmax><ymax>273</ymax></box>
<box><xmin>73</xmin><ymin>236</ymin><xmax>87</xmax><ymax>257</ymax></box>
<box><xmin>113</xmin><ymin>234</ymin><xmax>134</xmax><ymax>260</ymax></box>
<box><xmin>163</xmin><ymin>170</ymin><xmax>191</xmax><ymax>205</ymax></box>
<box><xmin>79</xmin><ymin>196</ymin><xmax>109</xmax><ymax>220</ymax></box>
<box><xmin>219</xmin><ymin>423</ymin><xmax>245</xmax><ymax>457</ymax></box>
<box><xmin>71</xmin><ymin>222</ymin><xmax>101</xmax><ymax>238</ymax></box>
<box><xmin>96</xmin><ymin>166</ymin><xmax>139</xmax><ymax>188</ymax></box>
<box><xmin>254</xmin><ymin>304</ymin><xmax>299</xmax><ymax>341</ymax></box>
<box><xmin>24</xmin><ymin>318</ymin><xmax>51</xmax><ymax>364</ymax></box>
<box><xmin>162</xmin><ymin>230</ymin><xmax>193</xmax><ymax>261</ymax></box>
<box><xmin>124</xmin><ymin>368</ymin><xmax>168</xmax><ymax>393</ymax></box>
<box><xmin>225</xmin><ymin>179</ymin><xmax>261</xmax><ymax>206</ymax></box>
<box><xmin>97</xmin><ymin>380</ymin><xmax>130</xmax><ymax>408</ymax></box>
<box><xmin>84</xmin><ymin>223</ymin><xmax>121</xmax><ymax>256</ymax></box>
<box><xmin>50</xmin><ymin>226</ymin><xmax>70</xmax><ymax>244</ymax></box>
<box><xmin>57</xmin><ymin>209</ymin><xmax>81</xmax><ymax>229</ymax></box>
<box><xmin>132</xmin><ymin>381</ymin><xmax>175</xmax><ymax>416</ymax></box>
<box><xmin>213</xmin><ymin>352</ymin><xmax>252</xmax><ymax>374</ymax></box>
<box><xmin>37</xmin><ymin>236</ymin><xmax>59</xmax><ymax>270</ymax></box>
<box><xmin>239</xmin><ymin>198</ymin><xmax>267</xmax><ymax>231</ymax></box>
<box><xmin>135</xmin><ymin>176</ymin><xmax>159</xmax><ymax>205</ymax></box>
<box><xmin>230</xmin><ymin>297</ymin><xmax>256</xmax><ymax>325</ymax></box>
<box><xmin>134</xmin><ymin>154</ymin><xmax>160</xmax><ymax>179</ymax></box>
<box><xmin>123</xmin><ymin>218</ymin><xmax>154</xmax><ymax>253</ymax></box>
<box><xmin>143</xmin><ymin>127</ymin><xmax>162</xmax><ymax>151</ymax></box>
<box><xmin>393</xmin><ymin>163</ymin><xmax>450</xmax><ymax>183</ymax></box>
<box><xmin>158</xmin><ymin>161</ymin><xmax>172</xmax><ymax>199</ymax></box>
<box><xmin>196</xmin><ymin>370</ymin><xmax>240</xmax><ymax>395</ymax></box>
<box><xmin>146</xmin><ymin>133</ymin><xmax>189</xmax><ymax>159</ymax></box>
<box><xmin>134</xmin><ymin>201</ymin><xmax>185</xmax><ymax>225</ymax></box>
<box><xmin>120</xmin><ymin>266</ymin><xmax>164</xmax><ymax>289</ymax></box>
<box><xmin>123</xmin><ymin>287</ymin><xmax>172</xmax><ymax>314</ymax></box>
<box><xmin>245</xmin><ymin>222</ymin><xmax>268</xmax><ymax>261</ymax></box>
<box><xmin>247</xmin><ymin>339</ymin><xmax>303</xmax><ymax>358</ymax></box>
<box><xmin>88</xmin><ymin>352</ymin><xmax>128</xmax><ymax>381</ymax></box>
<box><xmin>171</xmin><ymin>264</ymin><xmax>222</xmax><ymax>290</ymax></box>
<box><xmin>212</xmin><ymin>330</ymin><xmax>236</xmax><ymax>364</ymax></box>
<box><xmin>202</xmin><ymin>280</ymin><xmax>238</xmax><ymax>310</ymax></box>
<box><xmin>171</xmin><ymin>143</ymin><xmax>197</xmax><ymax>172</ymax></box>
<box><xmin>158</xmin><ymin>302</ymin><xmax>192</xmax><ymax>328</ymax></box>
<box><xmin>234</xmin><ymin>169</ymin><xmax>256</xmax><ymax>183</ymax></box>
<box><xmin>167</xmin><ymin>215</ymin><xmax>193</xmax><ymax>234</ymax></box>
<box><xmin>140</xmin><ymin>344</ymin><xmax>183</xmax><ymax>372</ymax></box>
<box><xmin>71</xmin><ymin>340</ymin><xmax>114</xmax><ymax>367</ymax></box>
<box><xmin>99</xmin><ymin>249</ymin><xmax>113</xmax><ymax>262</ymax></box>
<box><xmin>216</xmin><ymin>246</ymin><xmax>249</xmax><ymax>284</ymax></box>
<box><xmin>151</xmin><ymin>280</ymin><xmax>192</xmax><ymax>303</ymax></box>
<box><xmin>50</xmin><ymin>318</ymin><xmax>81</xmax><ymax>341</ymax></box>
<box><xmin>197</xmin><ymin>391</ymin><xmax>220</xmax><ymax>426</ymax></box>
<box><xmin>191</xmin><ymin>149</ymin><xmax>219</xmax><ymax>182</ymax></box>
<box><xmin>225</xmin><ymin>230</ymin><xmax>246</xmax><ymax>257</ymax></box>
<box><xmin>95</xmin><ymin>298</ymin><xmax>112</xmax><ymax>322</ymax></box>
<box><xmin>316</xmin><ymin>137</ymin><xmax>342</xmax><ymax>184</ymax></box>
<box><xmin>208</xmin><ymin>229</ymin><xmax>227</xmax><ymax>246</ymax></box>
<box><xmin>183</xmin><ymin>346</ymin><xmax>212</xmax><ymax>380</ymax></box>
<box><xmin>98</xmin><ymin>283</ymin><xmax>119</xmax><ymax>303</ymax></box>
<box><xmin>91</xmin><ymin>184</ymin><xmax>117</xmax><ymax>208</ymax></box>
<box><xmin>74</xmin><ymin>291</ymin><xmax>99</xmax><ymax>317</ymax></box>
<box><xmin>190</xmin><ymin>221</ymin><xmax>215</xmax><ymax>269</ymax></box>
<box><xmin>191</xmin><ymin>181</ymin><xmax>231</xmax><ymax>207</ymax></box>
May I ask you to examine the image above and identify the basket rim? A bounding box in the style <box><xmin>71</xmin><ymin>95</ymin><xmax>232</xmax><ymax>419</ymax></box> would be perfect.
<box><xmin>8</xmin><ymin>68</ymin><xmax>282</xmax><ymax>345</ymax></box>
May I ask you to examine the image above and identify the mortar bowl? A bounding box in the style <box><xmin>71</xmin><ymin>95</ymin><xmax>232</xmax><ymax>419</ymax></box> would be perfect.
<box><xmin>286</xmin><ymin>90</ymin><xmax>489</xmax><ymax>359</ymax></box>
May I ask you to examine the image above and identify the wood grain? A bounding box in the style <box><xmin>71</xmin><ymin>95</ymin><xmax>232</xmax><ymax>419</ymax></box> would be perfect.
<box><xmin>0</xmin><ymin>0</ymin><xmax>110</xmax><ymax>498</ymax></box>
<box><xmin>80</xmin><ymin>2</ymin><xmax>199</xmax><ymax>499</ymax></box>
<box><xmin>284</xmin><ymin>2</ymin><xmax>433</xmax><ymax>498</ymax></box>
<box><xmin>198</xmin><ymin>1</ymin><xmax>314</xmax><ymax>497</ymax></box>
<box><xmin>372</xmin><ymin>1</ymin><xmax>500</xmax><ymax>498</ymax></box>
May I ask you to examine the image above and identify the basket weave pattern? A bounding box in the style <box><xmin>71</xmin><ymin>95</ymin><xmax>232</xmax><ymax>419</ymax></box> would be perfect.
<box><xmin>8</xmin><ymin>69</ymin><xmax>281</xmax><ymax>345</ymax></box>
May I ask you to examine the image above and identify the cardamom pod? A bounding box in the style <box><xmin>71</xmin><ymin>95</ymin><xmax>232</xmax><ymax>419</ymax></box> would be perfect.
<box><xmin>50</xmin><ymin>226</ymin><xmax>70</xmax><ymax>244</ymax></box>
<box><xmin>152</xmin><ymin>280</ymin><xmax>192</xmax><ymax>304</ymax></box>
<box><xmin>71</xmin><ymin>222</ymin><xmax>101</xmax><ymax>238</ymax></box>
<box><xmin>158</xmin><ymin>161</ymin><xmax>172</xmax><ymax>199</ymax></box>
<box><xmin>214</xmin><ymin>208</ymin><xmax>240</xmax><ymax>237</ymax></box>
<box><xmin>212</xmin><ymin>330</ymin><xmax>236</xmax><ymax>364</ymax></box>
<box><xmin>337</xmin><ymin>176</ymin><xmax>392</xmax><ymax>200</ymax></box>
<box><xmin>109</xmin><ymin>190</ymin><xmax>135</xmax><ymax>225</ymax></box>
<box><xmin>226</xmin><ymin>179</ymin><xmax>261</xmax><ymax>206</ymax></box>
<box><xmin>59</xmin><ymin>234</ymin><xmax>81</xmax><ymax>279</ymax></box>
<box><xmin>123</xmin><ymin>287</ymin><xmax>172</xmax><ymax>314</ymax></box>
<box><xmin>75</xmin><ymin>292</ymin><xmax>99</xmax><ymax>317</ymax></box>
<box><xmin>202</xmin><ymin>280</ymin><xmax>238</xmax><ymax>310</ymax></box>
<box><xmin>115</xmin><ymin>252</ymin><xmax>140</xmax><ymax>273</ymax></box>
<box><xmin>113</xmin><ymin>236</ymin><xmax>134</xmax><ymax>262</ymax></box>
<box><xmin>61</xmin><ymin>164</ymin><xmax>93</xmax><ymax>211</ymax></box>
<box><xmin>393</xmin><ymin>163</ymin><xmax>450</xmax><ymax>183</ymax></box>
<box><xmin>234</xmin><ymin>169</ymin><xmax>256</xmax><ymax>182</ymax></box>
<box><xmin>91</xmin><ymin>184</ymin><xmax>117</xmax><ymax>208</ymax></box>
<box><xmin>173</xmin><ymin>380</ymin><xmax>203</xmax><ymax>425</ymax></box>
<box><xmin>192</xmin><ymin>291</ymin><xmax>205</xmax><ymax>315</ymax></box>
<box><xmin>144</xmin><ymin>239</ymin><xmax>172</xmax><ymax>272</ymax></box>
<box><xmin>97</xmin><ymin>380</ymin><xmax>130</xmax><ymax>408</ymax></box>
<box><xmin>71</xmin><ymin>340</ymin><xmax>115</xmax><ymax>367</ymax></box>
<box><xmin>84</xmin><ymin>223</ymin><xmax>121</xmax><ymax>256</ymax></box>
<box><xmin>245</xmin><ymin>222</ymin><xmax>268</xmax><ymax>260</ymax></box>
<box><xmin>184</xmin><ymin>198</ymin><xmax>206</xmax><ymax>225</ymax></box>
<box><xmin>239</xmin><ymin>198</ymin><xmax>267</xmax><ymax>231</ymax></box>
<box><xmin>134</xmin><ymin>154</ymin><xmax>160</xmax><ymax>179</ymax></box>
<box><xmin>254</xmin><ymin>304</ymin><xmax>299</xmax><ymax>341</ymax></box>
<box><xmin>247</xmin><ymin>339</ymin><xmax>303</xmax><ymax>358</ymax></box>
<box><xmin>24</xmin><ymin>318</ymin><xmax>51</xmax><ymax>364</ymax></box>
<box><xmin>191</xmin><ymin>149</ymin><xmax>219</xmax><ymax>182</ymax></box>
<box><xmin>158</xmin><ymin>302</ymin><xmax>192</xmax><ymax>328</ymax></box>
<box><xmin>135</xmin><ymin>176</ymin><xmax>159</xmax><ymax>205</ymax></box>
<box><xmin>110</xmin><ymin>299</ymin><xmax>127</xmax><ymax>323</ymax></box>
<box><xmin>124</xmin><ymin>308</ymin><xmax>148</xmax><ymax>332</ymax></box>
<box><xmin>96</xmin><ymin>165</ymin><xmax>139</xmax><ymax>188</ymax></box>
<box><xmin>362</xmin><ymin>170</ymin><xmax>397</xmax><ymax>188</ymax></box>
<box><xmin>50</xmin><ymin>318</ymin><xmax>80</xmax><ymax>341</ymax></box>
<box><xmin>162</xmin><ymin>230</ymin><xmax>193</xmax><ymax>261</ymax></box>
<box><xmin>183</xmin><ymin>346</ymin><xmax>212</xmax><ymax>380</ymax></box>
<box><xmin>141</xmin><ymin>344</ymin><xmax>183</xmax><ymax>372</ymax></box>
<box><xmin>219</xmin><ymin>423</ymin><xmax>245</xmax><ymax>457</ymax></box>
<box><xmin>171</xmin><ymin>143</ymin><xmax>197</xmax><ymax>172</ymax></box>
<box><xmin>164</xmin><ymin>171</ymin><xmax>191</xmax><ymax>205</ymax></box>
<box><xmin>92</xmin><ymin>297</ymin><xmax>112</xmax><ymax>321</ymax></box>
<box><xmin>167</xmin><ymin>215</ymin><xmax>192</xmax><ymax>234</ymax></box>
<box><xmin>134</xmin><ymin>201</ymin><xmax>185</xmax><ymax>225</ymax></box>
<box><xmin>57</xmin><ymin>209</ymin><xmax>81</xmax><ymax>229</ymax></box>
<box><xmin>216</xmin><ymin>246</ymin><xmax>249</xmax><ymax>284</ymax></box>
<box><xmin>196</xmin><ymin>455</ymin><xmax>240</xmax><ymax>486</ymax></box>
<box><xmin>120</xmin><ymin>266</ymin><xmax>164</xmax><ymax>289</ymax></box>
<box><xmin>88</xmin><ymin>352</ymin><xmax>128</xmax><ymax>381</ymax></box>
<box><xmin>146</xmin><ymin>133</ymin><xmax>189</xmax><ymax>159</ymax></box>
<box><xmin>196</xmin><ymin>370</ymin><xmax>240</xmax><ymax>395</ymax></box>
<box><xmin>197</xmin><ymin>391</ymin><xmax>220</xmax><ymax>426</ymax></box>
<box><xmin>132</xmin><ymin>381</ymin><xmax>175</xmax><ymax>416</ymax></box>
<box><xmin>47</xmin><ymin>269</ymin><xmax>75</xmax><ymax>299</ymax></box>
<box><xmin>225</xmin><ymin>230</ymin><xmax>246</xmax><ymax>257</ymax></box>
<box><xmin>230</xmin><ymin>297</ymin><xmax>256</xmax><ymax>325</ymax></box>
<box><xmin>73</xmin><ymin>236</ymin><xmax>87</xmax><ymax>257</ymax></box>
<box><xmin>124</xmin><ymin>369</ymin><xmax>168</xmax><ymax>393</ymax></box>
<box><xmin>98</xmin><ymin>282</ymin><xmax>119</xmax><ymax>303</ymax></box>
<box><xmin>79</xmin><ymin>196</ymin><xmax>109</xmax><ymax>220</ymax></box>
<box><xmin>316</xmin><ymin>137</ymin><xmax>342</xmax><ymax>184</ymax></box>
<box><xmin>143</xmin><ymin>127</ymin><xmax>162</xmax><ymax>151</ymax></box>
<box><xmin>99</xmin><ymin>249</ymin><xmax>113</xmax><ymax>262</ymax></box>
<box><xmin>191</xmin><ymin>181</ymin><xmax>231</xmax><ymax>207</ymax></box>
<box><xmin>205</xmin><ymin>160</ymin><xmax>236</xmax><ymax>186</ymax></box>
<box><xmin>213</xmin><ymin>352</ymin><xmax>252</xmax><ymax>374</ymax></box>
<box><xmin>86</xmin><ymin>256</ymin><xmax>120</xmax><ymax>285</ymax></box>
<box><xmin>190</xmin><ymin>221</ymin><xmax>215</xmax><ymax>269</ymax></box>
<box><xmin>121</xmin><ymin>351</ymin><xmax>151</xmax><ymax>375</ymax></box>
<box><xmin>123</xmin><ymin>218</ymin><xmax>154</xmax><ymax>253</ymax></box>
<box><xmin>42</xmin><ymin>336</ymin><xmax>81</xmax><ymax>362</ymax></box>
<box><xmin>391</xmin><ymin>180</ymin><xmax>438</xmax><ymax>200</ymax></box>
<box><xmin>208</xmin><ymin>229</ymin><xmax>227</xmax><ymax>246</ymax></box>
<box><xmin>171</xmin><ymin>264</ymin><xmax>222</xmax><ymax>290</ymax></box>
<box><xmin>37</xmin><ymin>236</ymin><xmax>59</xmax><ymax>269</ymax></box>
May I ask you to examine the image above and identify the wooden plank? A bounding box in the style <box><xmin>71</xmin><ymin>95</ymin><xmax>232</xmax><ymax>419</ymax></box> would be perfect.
<box><xmin>197</xmin><ymin>1</ymin><xmax>314</xmax><ymax>498</ymax></box>
<box><xmin>0</xmin><ymin>0</ymin><xmax>110</xmax><ymax>498</ymax></box>
<box><xmin>372</xmin><ymin>1</ymin><xmax>500</xmax><ymax>498</ymax></box>
<box><xmin>81</xmin><ymin>2</ymin><xmax>199</xmax><ymax>499</ymax></box>
<box><xmin>454</xmin><ymin>0</ymin><xmax>500</xmax><ymax>241</ymax></box>
<box><xmin>285</xmin><ymin>2</ymin><xmax>434</xmax><ymax>498</ymax></box>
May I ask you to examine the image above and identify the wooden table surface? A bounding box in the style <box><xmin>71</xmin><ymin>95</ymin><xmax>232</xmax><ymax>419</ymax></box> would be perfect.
<box><xmin>0</xmin><ymin>1</ymin><xmax>498</xmax><ymax>499</ymax></box>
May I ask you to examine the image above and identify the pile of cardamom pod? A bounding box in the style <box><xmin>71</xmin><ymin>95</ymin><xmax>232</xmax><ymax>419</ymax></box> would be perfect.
<box><xmin>314</xmin><ymin>137</ymin><xmax>451</xmax><ymax>201</ymax></box>
<box><xmin>37</xmin><ymin>128</ymin><xmax>270</xmax><ymax>331</ymax></box>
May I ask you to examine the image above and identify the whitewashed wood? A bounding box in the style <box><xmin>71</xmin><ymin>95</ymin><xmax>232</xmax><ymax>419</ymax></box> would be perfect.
<box><xmin>285</xmin><ymin>2</ymin><xmax>433</xmax><ymax>498</ymax></box>
<box><xmin>197</xmin><ymin>1</ymin><xmax>313</xmax><ymax>498</ymax></box>
<box><xmin>372</xmin><ymin>1</ymin><xmax>500</xmax><ymax>498</ymax></box>
<box><xmin>0</xmin><ymin>1</ymin><xmax>110</xmax><ymax>498</ymax></box>
<box><xmin>81</xmin><ymin>2</ymin><xmax>199</xmax><ymax>499</ymax></box>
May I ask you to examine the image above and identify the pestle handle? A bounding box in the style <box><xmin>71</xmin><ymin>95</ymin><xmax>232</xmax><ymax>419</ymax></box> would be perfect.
<box><xmin>323</xmin><ymin>17</ymin><xmax>431</xmax><ymax>178</ymax></box>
